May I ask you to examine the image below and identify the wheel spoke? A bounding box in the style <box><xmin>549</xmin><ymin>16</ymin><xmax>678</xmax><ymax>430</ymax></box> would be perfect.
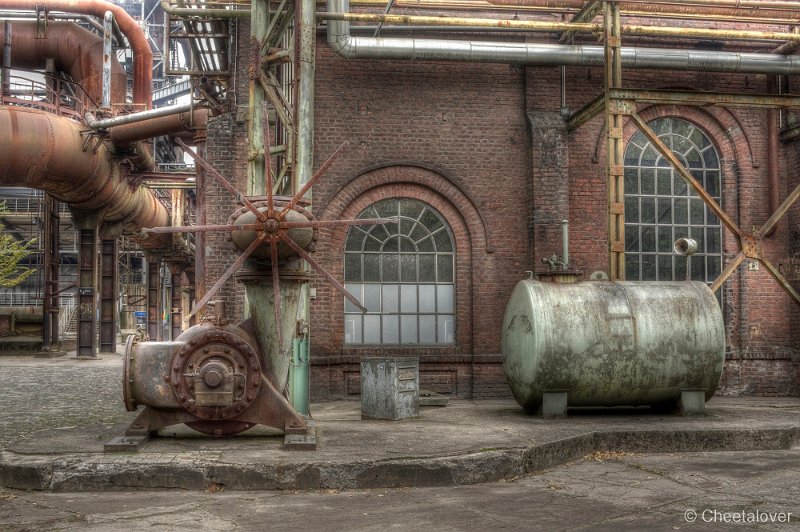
<box><xmin>279</xmin><ymin>141</ymin><xmax>348</xmax><ymax>219</ymax></box>
<box><xmin>186</xmin><ymin>232</ymin><xmax>268</xmax><ymax>320</ymax></box>
<box><xmin>270</xmin><ymin>236</ymin><xmax>284</xmax><ymax>352</ymax></box>
<box><xmin>262</xmin><ymin>101</ymin><xmax>276</xmax><ymax>217</ymax></box>
<box><xmin>278</xmin><ymin>217</ymin><xmax>399</xmax><ymax>230</ymax></box>
<box><xmin>176</xmin><ymin>138</ymin><xmax>267</xmax><ymax>223</ymax></box>
<box><xmin>277</xmin><ymin>230</ymin><xmax>367</xmax><ymax>313</ymax></box>
<box><xmin>142</xmin><ymin>223</ymin><xmax>263</xmax><ymax>234</ymax></box>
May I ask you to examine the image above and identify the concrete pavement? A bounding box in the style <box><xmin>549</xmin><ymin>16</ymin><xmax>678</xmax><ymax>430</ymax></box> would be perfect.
<box><xmin>1</xmin><ymin>354</ymin><xmax>799</xmax><ymax>496</ymax></box>
<box><xmin>1</xmin><ymin>448</ymin><xmax>798</xmax><ymax>530</ymax></box>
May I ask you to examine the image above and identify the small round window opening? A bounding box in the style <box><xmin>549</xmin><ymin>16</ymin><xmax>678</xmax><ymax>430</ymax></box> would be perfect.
<box><xmin>343</xmin><ymin>198</ymin><xmax>455</xmax><ymax>345</ymax></box>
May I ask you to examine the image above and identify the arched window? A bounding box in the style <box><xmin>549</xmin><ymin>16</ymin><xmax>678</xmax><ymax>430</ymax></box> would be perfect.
<box><xmin>624</xmin><ymin>118</ymin><xmax>723</xmax><ymax>282</ymax></box>
<box><xmin>343</xmin><ymin>198</ymin><xmax>455</xmax><ymax>345</ymax></box>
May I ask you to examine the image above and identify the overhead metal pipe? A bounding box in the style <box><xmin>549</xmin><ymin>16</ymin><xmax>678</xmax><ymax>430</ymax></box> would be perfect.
<box><xmin>85</xmin><ymin>102</ymin><xmax>195</xmax><ymax>130</ymax></box>
<box><xmin>487</xmin><ymin>0</ymin><xmax>800</xmax><ymax>20</ymax></box>
<box><xmin>159</xmin><ymin>0</ymin><xmax>250</xmax><ymax>18</ymax></box>
<box><xmin>105</xmin><ymin>108</ymin><xmax>209</xmax><ymax>149</ymax></box>
<box><xmin>326</xmin><ymin>0</ymin><xmax>800</xmax><ymax>75</ymax></box>
<box><xmin>322</xmin><ymin>11</ymin><xmax>800</xmax><ymax>44</ymax></box>
<box><xmin>0</xmin><ymin>21</ymin><xmax>126</xmax><ymax>104</ymax></box>
<box><xmin>0</xmin><ymin>0</ymin><xmax>153</xmax><ymax>107</ymax></box>
<box><xmin>0</xmin><ymin>107</ymin><xmax>170</xmax><ymax>249</ymax></box>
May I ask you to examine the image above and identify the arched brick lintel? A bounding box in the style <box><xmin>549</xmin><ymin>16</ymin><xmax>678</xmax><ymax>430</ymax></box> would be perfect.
<box><xmin>623</xmin><ymin>104</ymin><xmax>745</xmax><ymax>170</ymax></box>
<box><xmin>318</xmin><ymin>164</ymin><xmax>492</xmax><ymax>254</ymax></box>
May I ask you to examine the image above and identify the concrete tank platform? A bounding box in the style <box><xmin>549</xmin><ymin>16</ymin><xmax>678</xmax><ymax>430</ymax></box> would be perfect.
<box><xmin>1</xmin><ymin>355</ymin><xmax>799</xmax><ymax>492</ymax></box>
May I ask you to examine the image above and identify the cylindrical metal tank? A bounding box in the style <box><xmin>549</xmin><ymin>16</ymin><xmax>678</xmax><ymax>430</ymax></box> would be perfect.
<box><xmin>501</xmin><ymin>280</ymin><xmax>725</xmax><ymax>412</ymax></box>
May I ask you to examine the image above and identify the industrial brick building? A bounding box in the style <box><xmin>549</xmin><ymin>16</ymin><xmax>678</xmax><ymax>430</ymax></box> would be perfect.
<box><xmin>202</xmin><ymin>3</ymin><xmax>800</xmax><ymax>401</ymax></box>
<box><xmin>1</xmin><ymin>0</ymin><xmax>799</xmax><ymax>413</ymax></box>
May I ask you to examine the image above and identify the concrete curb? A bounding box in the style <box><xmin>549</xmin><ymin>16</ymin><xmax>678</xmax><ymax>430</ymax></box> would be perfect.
<box><xmin>2</xmin><ymin>426</ymin><xmax>798</xmax><ymax>492</ymax></box>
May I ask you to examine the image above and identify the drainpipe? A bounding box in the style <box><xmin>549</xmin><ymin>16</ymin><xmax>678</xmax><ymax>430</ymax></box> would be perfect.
<box><xmin>0</xmin><ymin>0</ymin><xmax>153</xmax><ymax>108</ymax></box>
<box><xmin>326</xmin><ymin>0</ymin><xmax>800</xmax><ymax>75</ymax></box>
<box><xmin>766</xmin><ymin>75</ymin><xmax>780</xmax><ymax>238</ymax></box>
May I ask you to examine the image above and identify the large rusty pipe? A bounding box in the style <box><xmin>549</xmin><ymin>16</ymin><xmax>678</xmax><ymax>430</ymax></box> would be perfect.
<box><xmin>105</xmin><ymin>109</ymin><xmax>209</xmax><ymax>147</ymax></box>
<box><xmin>0</xmin><ymin>21</ymin><xmax>126</xmax><ymax>105</ymax></box>
<box><xmin>0</xmin><ymin>107</ymin><xmax>169</xmax><ymax>248</ymax></box>
<box><xmin>0</xmin><ymin>0</ymin><xmax>152</xmax><ymax>107</ymax></box>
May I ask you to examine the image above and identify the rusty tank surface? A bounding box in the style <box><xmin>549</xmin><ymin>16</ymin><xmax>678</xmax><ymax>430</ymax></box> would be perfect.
<box><xmin>501</xmin><ymin>280</ymin><xmax>725</xmax><ymax>413</ymax></box>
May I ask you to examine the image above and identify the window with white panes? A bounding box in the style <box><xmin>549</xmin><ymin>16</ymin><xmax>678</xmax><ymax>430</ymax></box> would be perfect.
<box><xmin>624</xmin><ymin>117</ymin><xmax>723</xmax><ymax>283</ymax></box>
<box><xmin>343</xmin><ymin>198</ymin><xmax>455</xmax><ymax>345</ymax></box>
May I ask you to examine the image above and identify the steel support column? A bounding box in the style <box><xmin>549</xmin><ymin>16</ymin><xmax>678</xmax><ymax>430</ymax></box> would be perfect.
<box><xmin>99</xmin><ymin>238</ymin><xmax>118</xmax><ymax>353</ymax></box>
<box><xmin>147</xmin><ymin>255</ymin><xmax>162</xmax><ymax>341</ymax></box>
<box><xmin>41</xmin><ymin>195</ymin><xmax>60</xmax><ymax>350</ymax></box>
<box><xmin>604</xmin><ymin>1</ymin><xmax>625</xmax><ymax>280</ymax></box>
<box><xmin>77</xmin><ymin>226</ymin><xmax>98</xmax><ymax>358</ymax></box>
<box><xmin>169</xmin><ymin>264</ymin><xmax>184</xmax><ymax>340</ymax></box>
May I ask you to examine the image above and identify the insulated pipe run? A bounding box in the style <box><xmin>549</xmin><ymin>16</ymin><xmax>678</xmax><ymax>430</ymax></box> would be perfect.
<box><xmin>326</xmin><ymin>0</ymin><xmax>800</xmax><ymax>75</ymax></box>
<box><xmin>0</xmin><ymin>107</ymin><xmax>169</xmax><ymax>249</ymax></box>
<box><xmin>0</xmin><ymin>0</ymin><xmax>153</xmax><ymax>108</ymax></box>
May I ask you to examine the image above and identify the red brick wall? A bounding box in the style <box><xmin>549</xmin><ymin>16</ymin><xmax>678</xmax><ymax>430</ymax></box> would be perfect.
<box><xmin>206</xmin><ymin>22</ymin><xmax>800</xmax><ymax>400</ymax></box>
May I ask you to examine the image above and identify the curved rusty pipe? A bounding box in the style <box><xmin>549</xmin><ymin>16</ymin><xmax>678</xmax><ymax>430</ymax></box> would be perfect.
<box><xmin>0</xmin><ymin>107</ymin><xmax>169</xmax><ymax>249</ymax></box>
<box><xmin>0</xmin><ymin>21</ymin><xmax>126</xmax><ymax>104</ymax></box>
<box><xmin>0</xmin><ymin>0</ymin><xmax>152</xmax><ymax>108</ymax></box>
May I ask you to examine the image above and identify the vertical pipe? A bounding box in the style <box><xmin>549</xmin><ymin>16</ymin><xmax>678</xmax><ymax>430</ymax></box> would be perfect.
<box><xmin>295</xmin><ymin>0</ymin><xmax>316</xmax><ymax>192</ymax></box>
<box><xmin>561</xmin><ymin>219</ymin><xmax>569</xmax><ymax>268</ymax></box>
<box><xmin>291</xmin><ymin>335</ymin><xmax>310</xmax><ymax>415</ymax></box>
<box><xmin>765</xmin><ymin>75</ymin><xmax>779</xmax><ymax>238</ymax></box>
<box><xmin>249</xmin><ymin>0</ymin><xmax>268</xmax><ymax>196</ymax></box>
<box><xmin>291</xmin><ymin>0</ymin><xmax>317</xmax><ymax>413</ymax></box>
<box><xmin>2</xmin><ymin>21</ymin><xmax>10</xmax><ymax>98</ymax></box>
<box><xmin>102</xmin><ymin>11</ymin><xmax>113</xmax><ymax>109</ymax></box>
<box><xmin>77</xmin><ymin>226</ymin><xmax>98</xmax><ymax>358</ymax></box>
<box><xmin>99</xmin><ymin>237</ymin><xmax>118</xmax><ymax>353</ymax></box>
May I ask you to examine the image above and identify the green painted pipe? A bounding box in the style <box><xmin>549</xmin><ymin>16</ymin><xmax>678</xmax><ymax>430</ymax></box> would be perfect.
<box><xmin>291</xmin><ymin>336</ymin><xmax>310</xmax><ymax>415</ymax></box>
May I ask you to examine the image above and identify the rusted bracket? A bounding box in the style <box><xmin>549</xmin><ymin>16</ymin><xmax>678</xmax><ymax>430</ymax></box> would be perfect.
<box><xmin>632</xmin><ymin>113</ymin><xmax>800</xmax><ymax>306</ymax></box>
<box><xmin>559</xmin><ymin>0</ymin><xmax>602</xmax><ymax>43</ymax></box>
<box><xmin>35</xmin><ymin>5</ymin><xmax>48</xmax><ymax>39</ymax></box>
